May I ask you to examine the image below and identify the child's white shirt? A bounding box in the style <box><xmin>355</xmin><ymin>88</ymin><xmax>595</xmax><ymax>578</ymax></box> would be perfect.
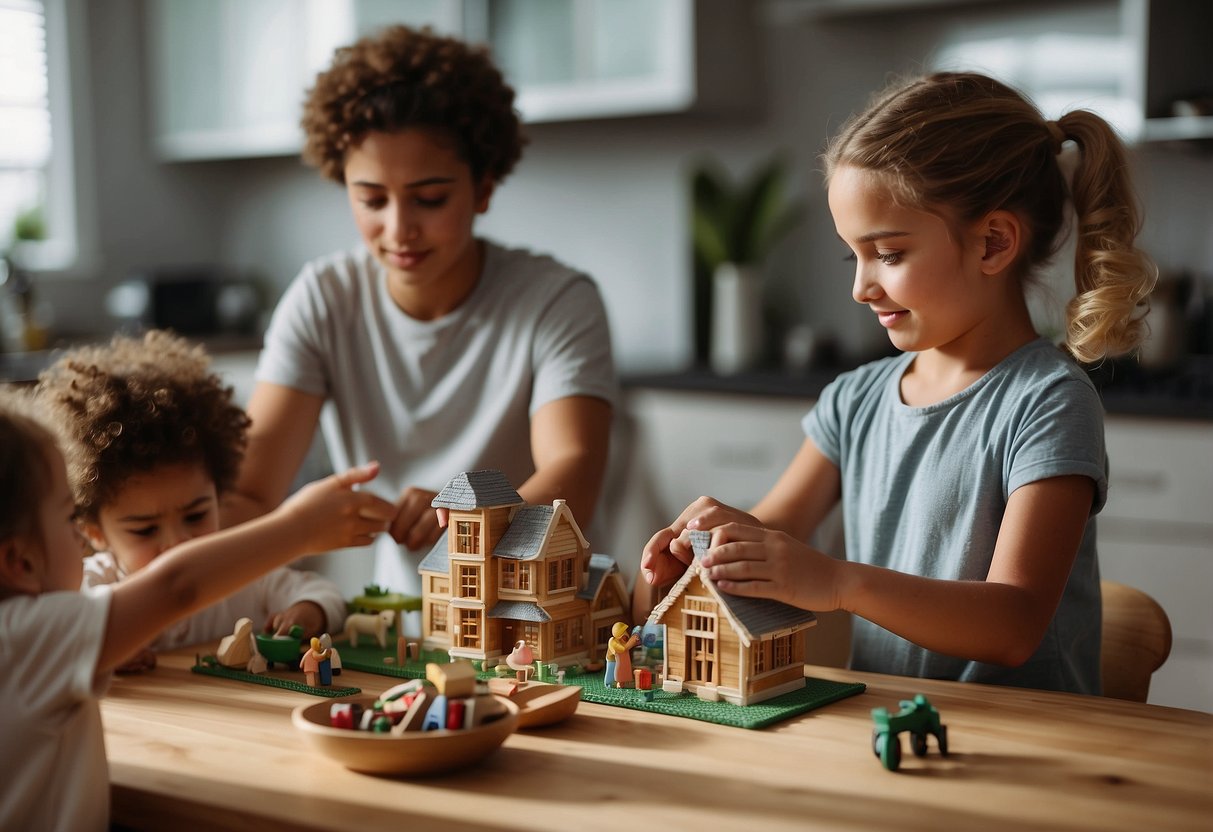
<box><xmin>81</xmin><ymin>552</ymin><xmax>348</xmax><ymax>648</ymax></box>
<box><xmin>0</xmin><ymin>586</ymin><xmax>112</xmax><ymax>832</ymax></box>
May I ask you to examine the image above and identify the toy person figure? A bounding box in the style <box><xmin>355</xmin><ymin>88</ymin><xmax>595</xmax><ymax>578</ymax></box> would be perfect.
<box><xmin>604</xmin><ymin>623</ymin><xmax>641</xmax><ymax>689</ymax></box>
<box><xmin>300</xmin><ymin>637</ymin><xmax>332</xmax><ymax>686</ymax></box>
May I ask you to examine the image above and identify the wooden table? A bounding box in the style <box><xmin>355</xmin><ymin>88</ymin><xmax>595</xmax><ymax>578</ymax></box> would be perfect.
<box><xmin>101</xmin><ymin>649</ymin><xmax>1212</xmax><ymax>831</ymax></box>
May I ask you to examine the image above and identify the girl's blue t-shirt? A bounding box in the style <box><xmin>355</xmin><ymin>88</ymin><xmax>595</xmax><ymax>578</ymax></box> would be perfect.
<box><xmin>803</xmin><ymin>338</ymin><xmax>1106</xmax><ymax>694</ymax></box>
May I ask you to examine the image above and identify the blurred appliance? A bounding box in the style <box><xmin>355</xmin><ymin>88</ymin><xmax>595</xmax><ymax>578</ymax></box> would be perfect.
<box><xmin>107</xmin><ymin>268</ymin><xmax>261</xmax><ymax>335</ymax></box>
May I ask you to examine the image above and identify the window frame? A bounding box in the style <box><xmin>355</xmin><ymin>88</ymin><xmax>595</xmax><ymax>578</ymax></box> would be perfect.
<box><xmin>8</xmin><ymin>0</ymin><xmax>96</xmax><ymax>276</ymax></box>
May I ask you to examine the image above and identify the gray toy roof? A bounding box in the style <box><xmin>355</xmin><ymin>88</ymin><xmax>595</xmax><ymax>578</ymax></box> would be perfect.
<box><xmin>431</xmin><ymin>470</ymin><xmax>524</xmax><ymax>510</ymax></box>
<box><xmin>648</xmin><ymin>530</ymin><xmax>815</xmax><ymax>641</ymax></box>
<box><xmin>487</xmin><ymin>600</ymin><xmax>552</xmax><ymax>623</ymax></box>
<box><xmin>578</xmin><ymin>553</ymin><xmax>619</xmax><ymax>600</ymax></box>
<box><xmin>494</xmin><ymin>504</ymin><xmax>556</xmax><ymax>560</ymax></box>
<box><xmin>417</xmin><ymin>530</ymin><xmax>449</xmax><ymax>573</ymax></box>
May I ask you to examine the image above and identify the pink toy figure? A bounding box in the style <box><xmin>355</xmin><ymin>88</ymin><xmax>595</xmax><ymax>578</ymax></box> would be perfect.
<box><xmin>604</xmin><ymin>623</ymin><xmax>641</xmax><ymax>688</ymax></box>
<box><xmin>300</xmin><ymin>637</ymin><xmax>332</xmax><ymax>686</ymax></box>
<box><xmin>506</xmin><ymin>639</ymin><xmax>535</xmax><ymax>683</ymax></box>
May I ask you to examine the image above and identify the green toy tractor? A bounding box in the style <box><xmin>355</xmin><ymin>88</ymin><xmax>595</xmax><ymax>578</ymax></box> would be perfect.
<box><xmin>871</xmin><ymin>693</ymin><xmax>948</xmax><ymax>772</ymax></box>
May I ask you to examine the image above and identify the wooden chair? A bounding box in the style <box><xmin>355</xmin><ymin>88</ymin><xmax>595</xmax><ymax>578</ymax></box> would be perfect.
<box><xmin>1101</xmin><ymin>580</ymin><xmax>1172</xmax><ymax>702</ymax></box>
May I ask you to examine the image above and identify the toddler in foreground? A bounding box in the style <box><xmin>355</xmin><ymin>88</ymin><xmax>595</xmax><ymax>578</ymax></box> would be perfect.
<box><xmin>36</xmin><ymin>331</ymin><xmax>350</xmax><ymax>671</ymax></box>
<box><xmin>0</xmin><ymin>389</ymin><xmax>393</xmax><ymax>831</ymax></box>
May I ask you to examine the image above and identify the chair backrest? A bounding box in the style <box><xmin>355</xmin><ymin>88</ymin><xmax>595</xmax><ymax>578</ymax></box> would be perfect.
<box><xmin>1100</xmin><ymin>580</ymin><xmax>1173</xmax><ymax>702</ymax></box>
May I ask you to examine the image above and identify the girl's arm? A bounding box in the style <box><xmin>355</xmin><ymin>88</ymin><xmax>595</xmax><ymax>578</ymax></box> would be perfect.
<box><xmin>98</xmin><ymin>464</ymin><xmax>394</xmax><ymax>675</ymax></box>
<box><xmin>221</xmin><ymin>382</ymin><xmax>326</xmax><ymax>527</ymax></box>
<box><xmin>632</xmin><ymin>438</ymin><xmax>841</xmax><ymax>621</ymax></box>
<box><xmin>706</xmin><ymin>474</ymin><xmax>1095</xmax><ymax>666</ymax></box>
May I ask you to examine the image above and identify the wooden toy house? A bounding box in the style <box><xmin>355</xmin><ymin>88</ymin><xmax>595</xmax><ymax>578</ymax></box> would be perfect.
<box><xmin>647</xmin><ymin>530</ymin><xmax>817</xmax><ymax>705</ymax></box>
<box><xmin>419</xmin><ymin>470</ymin><xmax>629</xmax><ymax>669</ymax></box>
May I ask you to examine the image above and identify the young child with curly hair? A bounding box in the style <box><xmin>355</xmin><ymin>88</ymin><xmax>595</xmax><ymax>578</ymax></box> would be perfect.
<box><xmin>37</xmin><ymin>330</ymin><xmax>360</xmax><ymax>671</ymax></box>
<box><xmin>0</xmin><ymin>386</ymin><xmax>390</xmax><ymax>830</ymax></box>
<box><xmin>226</xmin><ymin>25</ymin><xmax>617</xmax><ymax>595</ymax></box>
<box><xmin>638</xmin><ymin>72</ymin><xmax>1157</xmax><ymax>694</ymax></box>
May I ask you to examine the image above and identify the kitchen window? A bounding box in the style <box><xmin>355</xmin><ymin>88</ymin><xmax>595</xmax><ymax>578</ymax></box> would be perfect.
<box><xmin>0</xmin><ymin>0</ymin><xmax>92</xmax><ymax>272</ymax></box>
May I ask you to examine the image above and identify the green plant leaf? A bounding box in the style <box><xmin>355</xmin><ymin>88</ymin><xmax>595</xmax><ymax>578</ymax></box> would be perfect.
<box><xmin>690</xmin><ymin>163</ymin><xmax>735</xmax><ymax>270</ymax></box>
<box><xmin>692</xmin><ymin>203</ymin><xmax>731</xmax><ymax>272</ymax></box>
<box><xmin>735</xmin><ymin>157</ymin><xmax>786</xmax><ymax>263</ymax></box>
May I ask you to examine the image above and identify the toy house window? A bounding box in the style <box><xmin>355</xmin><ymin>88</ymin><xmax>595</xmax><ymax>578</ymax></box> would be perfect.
<box><xmin>547</xmin><ymin>556</ymin><xmax>575</xmax><ymax>591</ymax></box>
<box><xmin>431</xmin><ymin>602</ymin><xmax>448</xmax><ymax>634</ymax></box>
<box><xmin>455</xmin><ymin>521</ymin><xmax>481</xmax><ymax>554</ymax></box>
<box><xmin>430</xmin><ymin>576</ymin><xmax>449</xmax><ymax>595</ymax></box>
<box><xmin>459</xmin><ymin>565</ymin><xmax>480</xmax><ymax>598</ymax></box>
<box><xmin>570</xmin><ymin>617</ymin><xmax>586</xmax><ymax>648</ymax></box>
<box><xmin>554</xmin><ymin>620</ymin><xmax>567</xmax><ymax>651</ymax></box>
<box><xmin>500</xmin><ymin>560</ymin><xmax>523</xmax><ymax>591</ymax></box>
<box><xmin>773</xmin><ymin>634</ymin><xmax>792</xmax><ymax>667</ymax></box>
<box><xmin>753</xmin><ymin>634</ymin><xmax>794</xmax><ymax>674</ymax></box>
<box><xmin>459</xmin><ymin>609</ymin><xmax>479</xmax><ymax>648</ymax></box>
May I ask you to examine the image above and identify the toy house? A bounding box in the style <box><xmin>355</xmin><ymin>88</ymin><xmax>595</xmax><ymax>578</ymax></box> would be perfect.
<box><xmin>419</xmin><ymin>470</ymin><xmax>629</xmax><ymax>669</ymax></box>
<box><xmin>647</xmin><ymin>530</ymin><xmax>817</xmax><ymax>705</ymax></box>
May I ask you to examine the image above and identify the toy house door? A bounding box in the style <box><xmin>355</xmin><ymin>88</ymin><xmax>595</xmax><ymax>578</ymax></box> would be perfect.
<box><xmin>683</xmin><ymin>597</ymin><xmax>719</xmax><ymax>685</ymax></box>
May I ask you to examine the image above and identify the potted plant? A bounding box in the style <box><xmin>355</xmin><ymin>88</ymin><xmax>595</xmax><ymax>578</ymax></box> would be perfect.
<box><xmin>691</xmin><ymin>156</ymin><xmax>806</xmax><ymax>374</ymax></box>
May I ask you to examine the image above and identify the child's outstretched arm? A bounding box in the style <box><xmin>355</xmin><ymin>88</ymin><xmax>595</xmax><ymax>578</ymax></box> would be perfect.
<box><xmin>97</xmin><ymin>463</ymin><xmax>394</xmax><ymax>675</ymax></box>
<box><xmin>703</xmin><ymin>475</ymin><xmax>1095</xmax><ymax>667</ymax></box>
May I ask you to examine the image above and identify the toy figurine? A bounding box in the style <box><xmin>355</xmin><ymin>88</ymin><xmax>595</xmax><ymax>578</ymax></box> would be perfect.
<box><xmin>604</xmin><ymin>623</ymin><xmax>641</xmax><ymax>689</ymax></box>
<box><xmin>318</xmin><ymin>632</ymin><xmax>341</xmax><ymax>676</ymax></box>
<box><xmin>506</xmin><ymin>639</ymin><xmax>535</xmax><ymax>683</ymax></box>
<box><xmin>300</xmin><ymin>637</ymin><xmax>333</xmax><ymax>687</ymax></box>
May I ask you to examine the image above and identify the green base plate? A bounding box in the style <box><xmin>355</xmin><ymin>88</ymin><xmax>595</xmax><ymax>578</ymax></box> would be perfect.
<box><xmin>337</xmin><ymin>640</ymin><xmax>864</xmax><ymax>729</ymax></box>
<box><xmin>191</xmin><ymin>662</ymin><xmax>361</xmax><ymax>698</ymax></box>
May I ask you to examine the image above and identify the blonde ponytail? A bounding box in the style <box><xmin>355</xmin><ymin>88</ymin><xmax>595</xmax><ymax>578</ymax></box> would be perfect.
<box><xmin>1057</xmin><ymin>111</ymin><xmax>1158</xmax><ymax>363</ymax></box>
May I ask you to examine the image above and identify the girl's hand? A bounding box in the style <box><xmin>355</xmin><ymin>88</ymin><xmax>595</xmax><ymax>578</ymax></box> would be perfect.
<box><xmin>280</xmin><ymin>462</ymin><xmax>394</xmax><ymax>552</ymax></box>
<box><xmin>388</xmin><ymin>486</ymin><xmax>444</xmax><ymax>552</ymax></box>
<box><xmin>640</xmin><ymin>497</ymin><xmax>764</xmax><ymax>587</ymax></box>
<box><xmin>267</xmin><ymin>600</ymin><xmax>326</xmax><ymax>638</ymax></box>
<box><xmin>700</xmin><ymin>521</ymin><xmax>842</xmax><ymax>612</ymax></box>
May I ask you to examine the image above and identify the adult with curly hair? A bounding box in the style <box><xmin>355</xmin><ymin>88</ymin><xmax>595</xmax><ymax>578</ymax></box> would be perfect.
<box><xmin>36</xmin><ymin>330</ymin><xmax>380</xmax><ymax>670</ymax></box>
<box><xmin>224</xmin><ymin>26</ymin><xmax>616</xmax><ymax>596</ymax></box>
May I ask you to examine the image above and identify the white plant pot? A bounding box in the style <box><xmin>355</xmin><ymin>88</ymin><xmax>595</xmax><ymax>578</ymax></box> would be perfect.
<box><xmin>710</xmin><ymin>262</ymin><xmax>764</xmax><ymax>375</ymax></box>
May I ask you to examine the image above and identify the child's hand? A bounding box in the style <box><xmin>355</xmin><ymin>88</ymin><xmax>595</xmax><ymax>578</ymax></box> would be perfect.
<box><xmin>640</xmin><ymin>497</ymin><xmax>764</xmax><ymax>588</ymax></box>
<box><xmin>266</xmin><ymin>600</ymin><xmax>326</xmax><ymax>638</ymax></box>
<box><xmin>114</xmin><ymin>647</ymin><xmax>158</xmax><ymax>674</ymax></box>
<box><xmin>699</xmin><ymin>522</ymin><xmax>842</xmax><ymax>612</ymax></box>
<box><xmin>280</xmin><ymin>462</ymin><xmax>394</xmax><ymax>552</ymax></box>
<box><xmin>388</xmin><ymin>485</ymin><xmax>444</xmax><ymax>551</ymax></box>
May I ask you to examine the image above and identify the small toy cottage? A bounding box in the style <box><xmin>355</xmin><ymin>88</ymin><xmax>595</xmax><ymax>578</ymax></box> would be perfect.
<box><xmin>647</xmin><ymin>530</ymin><xmax>816</xmax><ymax>705</ymax></box>
<box><xmin>419</xmin><ymin>470</ymin><xmax>629</xmax><ymax>669</ymax></box>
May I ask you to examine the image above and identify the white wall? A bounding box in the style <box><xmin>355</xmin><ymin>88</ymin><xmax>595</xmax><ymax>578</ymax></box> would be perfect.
<box><xmin>41</xmin><ymin>0</ymin><xmax>1213</xmax><ymax>371</ymax></box>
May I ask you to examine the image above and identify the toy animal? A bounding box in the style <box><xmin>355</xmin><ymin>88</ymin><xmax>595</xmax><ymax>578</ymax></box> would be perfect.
<box><xmin>342</xmin><ymin>610</ymin><xmax>395</xmax><ymax>649</ymax></box>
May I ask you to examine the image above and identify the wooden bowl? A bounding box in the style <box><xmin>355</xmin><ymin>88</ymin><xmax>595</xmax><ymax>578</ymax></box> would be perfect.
<box><xmin>292</xmin><ymin>695</ymin><xmax>518</xmax><ymax>776</ymax></box>
<box><xmin>506</xmin><ymin>683</ymin><xmax>582</xmax><ymax>729</ymax></box>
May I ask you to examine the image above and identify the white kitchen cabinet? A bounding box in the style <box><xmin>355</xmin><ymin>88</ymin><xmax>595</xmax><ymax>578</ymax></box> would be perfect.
<box><xmin>144</xmin><ymin>0</ymin><xmax>464</xmax><ymax>161</ymax></box>
<box><xmin>768</xmin><ymin>0</ymin><xmax>1213</xmax><ymax>143</ymax></box>
<box><xmin>600</xmin><ymin>387</ymin><xmax>852</xmax><ymax>667</ymax></box>
<box><xmin>145</xmin><ymin>0</ymin><xmax>757</xmax><ymax>161</ymax></box>
<box><xmin>1099</xmin><ymin>416</ymin><xmax>1213</xmax><ymax>712</ymax></box>
<box><xmin>474</xmin><ymin>0</ymin><xmax>755</xmax><ymax>123</ymax></box>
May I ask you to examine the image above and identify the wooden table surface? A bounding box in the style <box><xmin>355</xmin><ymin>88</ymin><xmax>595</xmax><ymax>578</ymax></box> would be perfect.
<box><xmin>101</xmin><ymin>649</ymin><xmax>1213</xmax><ymax>832</ymax></box>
